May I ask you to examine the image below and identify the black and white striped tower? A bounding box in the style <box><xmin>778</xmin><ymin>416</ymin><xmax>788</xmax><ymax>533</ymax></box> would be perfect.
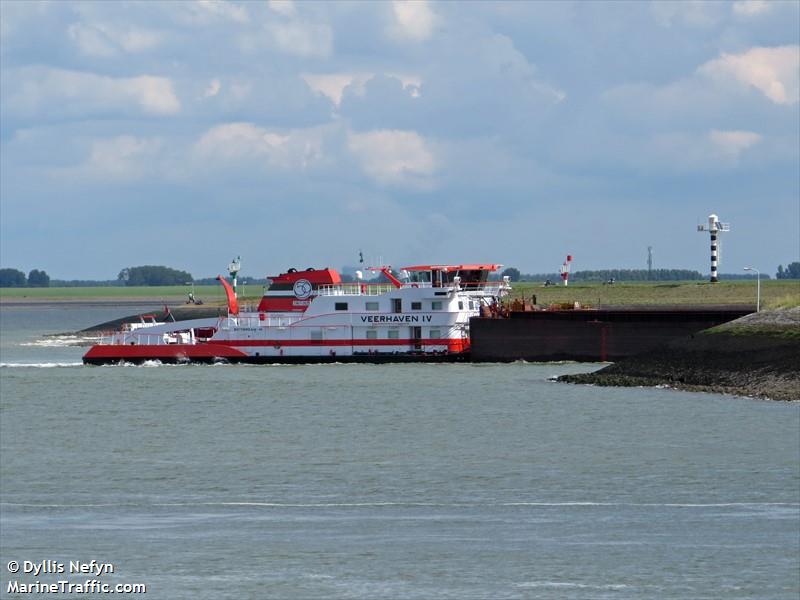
<box><xmin>697</xmin><ymin>214</ymin><xmax>730</xmax><ymax>283</ymax></box>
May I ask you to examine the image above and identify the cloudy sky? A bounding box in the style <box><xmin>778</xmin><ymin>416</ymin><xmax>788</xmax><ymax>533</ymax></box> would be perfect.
<box><xmin>1</xmin><ymin>0</ymin><xmax>798</xmax><ymax>280</ymax></box>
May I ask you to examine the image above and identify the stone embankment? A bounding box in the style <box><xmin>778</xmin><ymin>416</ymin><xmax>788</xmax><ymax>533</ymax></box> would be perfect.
<box><xmin>559</xmin><ymin>308</ymin><xmax>800</xmax><ymax>401</ymax></box>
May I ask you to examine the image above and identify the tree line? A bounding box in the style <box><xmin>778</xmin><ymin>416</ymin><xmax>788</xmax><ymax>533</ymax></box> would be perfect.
<box><xmin>776</xmin><ymin>262</ymin><xmax>800</xmax><ymax>279</ymax></box>
<box><xmin>496</xmin><ymin>268</ymin><xmax>783</xmax><ymax>282</ymax></box>
<box><xmin>3</xmin><ymin>262</ymin><xmax>798</xmax><ymax>287</ymax></box>
<box><xmin>0</xmin><ymin>268</ymin><xmax>50</xmax><ymax>287</ymax></box>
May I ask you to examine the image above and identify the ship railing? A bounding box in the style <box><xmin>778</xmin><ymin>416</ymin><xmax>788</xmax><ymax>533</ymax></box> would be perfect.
<box><xmin>316</xmin><ymin>281</ymin><xmax>506</xmax><ymax>296</ymax></box>
<box><xmin>222</xmin><ymin>314</ymin><xmax>303</xmax><ymax>328</ymax></box>
<box><xmin>106</xmin><ymin>332</ymin><xmax>193</xmax><ymax>346</ymax></box>
<box><xmin>316</xmin><ymin>283</ymin><xmax>397</xmax><ymax>296</ymax></box>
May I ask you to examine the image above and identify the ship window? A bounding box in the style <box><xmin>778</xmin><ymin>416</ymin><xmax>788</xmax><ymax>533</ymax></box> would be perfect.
<box><xmin>335</xmin><ymin>302</ymin><xmax>348</xmax><ymax>311</ymax></box>
<box><xmin>366</xmin><ymin>329</ymin><xmax>377</xmax><ymax>339</ymax></box>
<box><xmin>310</xmin><ymin>329</ymin><xmax>323</xmax><ymax>341</ymax></box>
<box><xmin>431</xmin><ymin>301</ymin><xmax>443</xmax><ymax>310</ymax></box>
<box><xmin>411</xmin><ymin>301</ymin><xmax>422</xmax><ymax>310</ymax></box>
<box><xmin>429</xmin><ymin>329</ymin><xmax>441</xmax><ymax>339</ymax></box>
<box><xmin>392</xmin><ymin>298</ymin><xmax>402</xmax><ymax>313</ymax></box>
<box><xmin>458</xmin><ymin>301</ymin><xmax>464</xmax><ymax>310</ymax></box>
<box><xmin>388</xmin><ymin>329</ymin><xmax>399</xmax><ymax>339</ymax></box>
<box><xmin>365</xmin><ymin>301</ymin><xmax>379</xmax><ymax>311</ymax></box>
<box><xmin>469</xmin><ymin>301</ymin><xmax>475</xmax><ymax>310</ymax></box>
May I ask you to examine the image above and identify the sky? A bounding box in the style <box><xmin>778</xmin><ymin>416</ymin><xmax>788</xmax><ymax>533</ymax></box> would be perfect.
<box><xmin>1</xmin><ymin>0</ymin><xmax>798</xmax><ymax>280</ymax></box>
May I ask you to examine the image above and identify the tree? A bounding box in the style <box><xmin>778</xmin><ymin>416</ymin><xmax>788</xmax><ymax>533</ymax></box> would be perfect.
<box><xmin>118</xmin><ymin>265</ymin><xmax>193</xmax><ymax>286</ymax></box>
<box><xmin>27</xmin><ymin>269</ymin><xmax>50</xmax><ymax>287</ymax></box>
<box><xmin>0</xmin><ymin>268</ymin><xmax>26</xmax><ymax>287</ymax></box>
<box><xmin>501</xmin><ymin>267</ymin><xmax>521</xmax><ymax>282</ymax></box>
<box><xmin>776</xmin><ymin>262</ymin><xmax>800</xmax><ymax>279</ymax></box>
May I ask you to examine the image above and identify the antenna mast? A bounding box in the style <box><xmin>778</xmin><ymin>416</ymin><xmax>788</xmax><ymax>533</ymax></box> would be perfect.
<box><xmin>227</xmin><ymin>256</ymin><xmax>241</xmax><ymax>298</ymax></box>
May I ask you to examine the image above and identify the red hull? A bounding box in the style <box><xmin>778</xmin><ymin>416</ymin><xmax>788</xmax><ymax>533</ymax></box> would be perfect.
<box><xmin>83</xmin><ymin>344</ymin><xmax>248</xmax><ymax>365</ymax></box>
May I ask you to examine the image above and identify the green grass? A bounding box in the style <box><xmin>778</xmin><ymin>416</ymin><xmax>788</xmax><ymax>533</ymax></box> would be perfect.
<box><xmin>0</xmin><ymin>284</ymin><xmax>266</xmax><ymax>303</ymax></box>
<box><xmin>1</xmin><ymin>280</ymin><xmax>798</xmax><ymax>308</ymax></box>
<box><xmin>704</xmin><ymin>321</ymin><xmax>800</xmax><ymax>340</ymax></box>
<box><xmin>507</xmin><ymin>280</ymin><xmax>799</xmax><ymax>308</ymax></box>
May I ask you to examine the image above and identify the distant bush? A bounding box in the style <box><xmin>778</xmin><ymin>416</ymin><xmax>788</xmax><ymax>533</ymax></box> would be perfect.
<box><xmin>776</xmin><ymin>262</ymin><xmax>800</xmax><ymax>279</ymax></box>
<box><xmin>118</xmin><ymin>265</ymin><xmax>193</xmax><ymax>286</ymax></box>
<box><xmin>0</xmin><ymin>268</ymin><xmax>26</xmax><ymax>287</ymax></box>
<box><xmin>27</xmin><ymin>269</ymin><xmax>50</xmax><ymax>287</ymax></box>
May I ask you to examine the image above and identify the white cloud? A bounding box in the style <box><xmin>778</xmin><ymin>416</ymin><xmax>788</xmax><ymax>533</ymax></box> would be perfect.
<box><xmin>123</xmin><ymin>76</ymin><xmax>181</xmax><ymax>114</ymax></box>
<box><xmin>390</xmin><ymin>0</ymin><xmax>437</xmax><ymax>42</ymax></box>
<box><xmin>700</xmin><ymin>46</ymin><xmax>800</xmax><ymax>105</ymax></box>
<box><xmin>203</xmin><ymin>79</ymin><xmax>221</xmax><ymax>98</ymax></box>
<box><xmin>68</xmin><ymin>22</ymin><xmax>163</xmax><ymax>57</ymax></box>
<box><xmin>266</xmin><ymin>20</ymin><xmax>333</xmax><ymax>59</ymax></box>
<box><xmin>4</xmin><ymin>68</ymin><xmax>181</xmax><ymax>117</ymax></box>
<box><xmin>302</xmin><ymin>73</ymin><xmax>364</xmax><ymax>107</ymax></box>
<box><xmin>67</xmin><ymin>23</ymin><xmax>116</xmax><ymax>57</ymax></box>
<box><xmin>732</xmin><ymin>1</ymin><xmax>773</xmax><ymax>17</ymax></box>
<box><xmin>193</xmin><ymin>122</ymin><xmax>324</xmax><ymax>170</ymax></box>
<box><xmin>58</xmin><ymin>136</ymin><xmax>164</xmax><ymax>182</ymax></box>
<box><xmin>190</xmin><ymin>0</ymin><xmax>249</xmax><ymax>24</ymax></box>
<box><xmin>708</xmin><ymin>129</ymin><xmax>763</xmax><ymax>157</ymax></box>
<box><xmin>268</xmin><ymin>0</ymin><xmax>297</xmax><ymax>17</ymax></box>
<box><xmin>347</xmin><ymin>129</ymin><xmax>436</xmax><ymax>186</ymax></box>
<box><xmin>651</xmin><ymin>1</ymin><xmax>725</xmax><ymax>28</ymax></box>
<box><xmin>302</xmin><ymin>72</ymin><xmax>423</xmax><ymax>107</ymax></box>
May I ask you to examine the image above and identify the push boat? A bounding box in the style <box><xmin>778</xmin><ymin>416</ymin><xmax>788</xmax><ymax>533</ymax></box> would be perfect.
<box><xmin>82</xmin><ymin>264</ymin><xmax>510</xmax><ymax>365</ymax></box>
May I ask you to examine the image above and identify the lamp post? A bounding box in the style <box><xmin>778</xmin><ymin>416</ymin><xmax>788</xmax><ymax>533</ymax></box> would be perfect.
<box><xmin>743</xmin><ymin>267</ymin><xmax>760</xmax><ymax>312</ymax></box>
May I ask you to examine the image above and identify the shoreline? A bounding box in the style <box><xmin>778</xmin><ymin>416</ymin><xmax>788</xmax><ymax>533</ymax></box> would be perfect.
<box><xmin>558</xmin><ymin>308</ymin><xmax>800</xmax><ymax>401</ymax></box>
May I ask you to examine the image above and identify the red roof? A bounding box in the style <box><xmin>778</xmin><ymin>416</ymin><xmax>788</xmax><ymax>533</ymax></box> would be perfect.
<box><xmin>401</xmin><ymin>264</ymin><xmax>502</xmax><ymax>272</ymax></box>
<box><xmin>269</xmin><ymin>268</ymin><xmax>341</xmax><ymax>285</ymax></box>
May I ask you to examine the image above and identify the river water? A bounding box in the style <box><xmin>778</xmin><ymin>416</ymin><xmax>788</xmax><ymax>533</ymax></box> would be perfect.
<box><xmin>1</xmin><ymin>305</ymin><xmax>798</xmax><ymax>599</ymax></box>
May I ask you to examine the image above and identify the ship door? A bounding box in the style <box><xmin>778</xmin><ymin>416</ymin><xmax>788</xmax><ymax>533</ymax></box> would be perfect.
<box><xmin>392</xmin><ymin>298</ymin><xmax>402</xmax><ymax>313</ymax></box>
<box><xmin>411</xmin><ymin>326</ymin><xmax>422</xmax><ymax>350</ymax></box>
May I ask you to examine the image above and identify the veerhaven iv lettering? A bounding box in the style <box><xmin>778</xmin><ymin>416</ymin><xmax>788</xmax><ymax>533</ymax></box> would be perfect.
<box><xmin>360</xmin><ymin>315</ymin><xmax>433</xmax><ymax>323</ymax></box>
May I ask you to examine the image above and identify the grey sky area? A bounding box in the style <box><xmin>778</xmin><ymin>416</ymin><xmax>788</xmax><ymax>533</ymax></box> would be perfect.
<box><xmin>1</xmin><ymin>1</ymin><xmax>798</xmax><ymax>279</ymax></box>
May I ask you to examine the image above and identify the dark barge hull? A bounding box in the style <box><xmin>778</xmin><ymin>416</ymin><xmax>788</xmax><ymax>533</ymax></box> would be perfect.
<box><xmin>470</xmin><ymin>306</ymin><xmax>754</xmax><ymax>362</ymax></box>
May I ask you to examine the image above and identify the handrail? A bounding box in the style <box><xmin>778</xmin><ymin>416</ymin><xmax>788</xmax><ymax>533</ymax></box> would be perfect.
<box><xmin>316</xmin><ymin>281</ymin><xmax>507</xmax><ymax>296</ymax></box>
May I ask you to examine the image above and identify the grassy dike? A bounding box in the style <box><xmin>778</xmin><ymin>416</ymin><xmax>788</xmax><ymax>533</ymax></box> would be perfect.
<box><xmin>559</xmin><ymin>308</ymin><xmax>800</xmax><ymax>401</ymax></box>
<box><xmin>2</xmin><ymin>280</ymin><xmax>798</xmax><ymax>308</ymax></box>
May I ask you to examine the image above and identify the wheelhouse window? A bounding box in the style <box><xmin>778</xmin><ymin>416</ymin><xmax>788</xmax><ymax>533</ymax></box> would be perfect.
<box><xmin>431</xmin><ymin>301</ymin><xmax>443</xmax><ymax>310</ymax></box>
<box><xmin>365</xmin><ymin>301</ymin><xmax>379</xmax><ymax>311</ymax></box>
<box><xmin>335</xmin><ymin>302</ymin><xmax>348</xmax><ymax>311</ymax></box>
<box><xmin>411</xmin><ymin>301</ymin><xmax>422</xmax><ymax>310</ymax></box>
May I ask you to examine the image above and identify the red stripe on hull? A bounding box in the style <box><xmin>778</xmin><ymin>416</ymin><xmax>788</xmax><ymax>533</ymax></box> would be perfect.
<box><xmin>205</xmin><ymin>338</ymin><xmax>455</xmax><ymax>347</ymax></box>
<box><xmin>83</xmin><ymin>344</ymin><xmax>248</xmax><ymax>363</ymax></box>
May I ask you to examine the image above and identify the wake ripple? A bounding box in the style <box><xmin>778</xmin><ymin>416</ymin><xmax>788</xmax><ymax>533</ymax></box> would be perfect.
<box><xmin>0</xmin><ymin>362</ymin><xmax>83</xmax><ymax>368</ymax></box>
<box><xmin>2</xmin><ymin>501</ymin><xmax>797</xmax><ymax>509</ymax></box>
